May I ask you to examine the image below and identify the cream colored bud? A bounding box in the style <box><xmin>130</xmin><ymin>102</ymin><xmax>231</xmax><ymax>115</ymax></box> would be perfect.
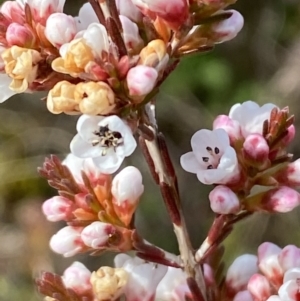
<box><xmin>74</xmin><ymin>81</ymin><xmax>115</xmax><ymax>115</ymax></box>
<box><xmin>47</xmin><ymin>81</ymin><xmax>79</xmax><ymax>114</ymax></box>
<box><xmin>90</xmin><ymin>266</ymin><xmax>128</xmax><ymax>301</ymax></box>
<box><xmin>52</xmin><ymin>39</ymin><xmax>94</xmax><ymax>77</ymax></box>
<box><xmin>139</xmin><ymin>39</ymin><xmax>168</xmax><ymax>68</ymax></box>
<box><xmin>44</xmin><ymin>298</ymin><xmax>56</xmax><ymax>301</ymax></box>
<box><xmin>2</xmin><ymin>46</ymin><xmax>42</xmax><ymax>92</ymax></box>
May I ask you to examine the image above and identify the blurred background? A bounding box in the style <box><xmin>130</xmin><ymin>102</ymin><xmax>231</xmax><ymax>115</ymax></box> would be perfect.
<box><xmin>0</xmin><ymin>0</ymin><xmax>300</xmax><ymax>300</ymax></box>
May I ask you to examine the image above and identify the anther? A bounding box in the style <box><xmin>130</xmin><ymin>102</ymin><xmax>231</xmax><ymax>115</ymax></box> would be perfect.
<box><xmin>202</xmin><ymin>157</ymin><xmax>209</xmax><ymax>162</ymax></box>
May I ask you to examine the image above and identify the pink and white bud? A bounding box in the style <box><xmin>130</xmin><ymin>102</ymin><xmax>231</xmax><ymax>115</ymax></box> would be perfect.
<box><xmin>226</xmin><ymin>254</ymin><xmax>258</xmax><ymax>297</ymax></box>
<box><xmin>127</xmin><ymin>65</ymin><xmax>158</xmax><ymax>97</ymax></box>
<box><xmin>266</xmin><ymin>297</ymin><xmax>283</xmax><ymax>301</ymax></box>
<box><xmin>258</xmin><ymin>242</ymin><xmax>283</xmax><ymax>287</ymax></box>
<box><xmin>120</xmin><ymin>15</ymin><xmax>143</xmax><ymax>53</ymax></box>
<box><xmin>45</xmin><ymin>13</ymin><xmax>77</xmax><ymax>48</ymax></box>
<box><xmin>81</xmin><ymin>222</ymin><xmax>114</xmax><ymax>249</ymax></box>
<box><xmin>260</xmin><ymin>187</ymin><xmax>300</xmax><ymax>213</ymax></box>
<box><xmin>278</xmin><ymin>268</ymin><xmax>300</xmax><ymax>301</ymax></box>
<box><xmin>213</xmin><ymin>115</ymin><xmax>242</xmax><ymax>143</ymax></box>
<box><xmin>209</xmin><ymin>185</ymin><xmax>240</xmax><ymax>214</ymax></box>
<box><xmin>131</xmin><ymin>0</ymin><xmax>189</xmax><ymax>29</ymax></box>
<box><xmin>204</xmin><ymin>263</ymin><xmax>215</xmax><ymax>287</ymax></box>
<box><xmin>274</xmin><ymin>159</ymin><xmax>300</xmax><ymax>187</ymax></box>
<box><xmin>62</xmin><ymin>262</ymin><xmax>92</xmax><ymax>294</ymax></box>
<box><xmin>49</xmin><ymin>226</ymin><xmax>85</xmax><ymax>257</ymax></box>
<box><xmin>0</xmin><ymin>1</ymin><xmax>24</xmax><ymax>24</ymax></box>
<box><xmin>42</xmin><ymin>196</ymin><xmax>74</xmax><ymax>222</ymax></box>
<box><xmin>116</xmin><ymin>0</ymin><xmax>142</xmax><ymax>23</ymax></box>
<box><xmin>112</xmin><ymin>166</ymin><xmax>144</xmax><ymax>226</ymax></box>
<box><xmin>6</xmin><ymin>23</ymin><xmax>35</xmax><ymax>47</ymax></box>
<box><xmin>247</xmin><ymin>274</ymin><xmax>271</xmax><ymax>301</ymax></box>
<box><xmin>278</xmin><ymin>245</ymin><xmax>300</xmax><ymax>273</ymax></box>
<box><xmin>211</xmin><ymin>10</ymin><xmax>244</xmax><ymax>43</ymax></box>
<box><xmin>242</xmin><ymin>134</ymin><xmax>269</xmax><ymax>168</ymax></box>
<box><xmin>27</xmin><ymin>0</ymin><xmax>65</xmax><ymax>24</ymax></box>
<box><xmin>115</xmin><ymin>254</ymin><xmax>167</xmax><ymax>301</ymax></box>
<box><xmin>233</xmin><ymin>291</ymin><xmax>254</xmax><ymax>301</ymax></box>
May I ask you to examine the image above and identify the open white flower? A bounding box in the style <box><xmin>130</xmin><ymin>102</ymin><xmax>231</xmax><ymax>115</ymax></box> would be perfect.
<box><xmin>229</xmin><ymin>101</ymin><xmax>278</xmax><ymax>138</ymax></box>
<box><xmin>180</xmin><ymin>128</ymin><xmax>239</xmax><ymax>185</ymax></box>
<box><xmin>70</xmin><ymin>115</ymin><xmax>136</xmax><ymax>174</ymax></box>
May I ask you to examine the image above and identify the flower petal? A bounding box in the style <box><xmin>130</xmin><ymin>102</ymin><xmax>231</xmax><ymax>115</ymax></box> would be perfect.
<box><xmin>180</xmin><ymin>152</ymin><xmax>202</xmax><ymax>174</ymax></box>
<box><xmin>92</xmin><ymin>150</ymin><xmax>124</xmax><ymax>174</ymax></box>
<box><xmin>70</xmin><ymin>134</ymin><xmax>101</xmax><ymax>158</ymax></box>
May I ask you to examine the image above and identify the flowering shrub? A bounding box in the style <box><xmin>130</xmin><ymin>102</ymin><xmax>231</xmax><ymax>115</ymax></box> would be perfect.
<box><xmin>0</xmin><ymin>0</ymin><xmax>299</xmax><ymax>300</ymax></box>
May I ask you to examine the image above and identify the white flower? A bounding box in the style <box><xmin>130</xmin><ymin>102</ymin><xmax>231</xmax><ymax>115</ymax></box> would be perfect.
<box><xmin>75</xmin><ymin>3</ymin><xmax>99</xmax><ymax>31</ymax></box>
<box><xmin>229</xmin><ymin>101</ymin><xmax>278</xmax><ymax>138</ymax></box>
<box><xmin>70</xmin><ymin>115</ymin><xmax>137</xmax><ymax>174</ymax></box>
<box><xmin>278</xmin><ymin>268</ymin><xmax>300</xmax><ymax>301</ymax></box>
<box><xmin>114</xmin><ymin>254</ymin><xmax>167</xmax><ymax>301</ymax></box>
<box><xmin>180</xmin><ymin>128</ymin><xmax>239</xmax><ymax>185</ymax></box>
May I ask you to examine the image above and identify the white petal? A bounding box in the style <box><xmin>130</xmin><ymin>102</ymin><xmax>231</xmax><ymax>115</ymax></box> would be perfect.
<box><xmin>0</xmin><ymin>74</ymin><xmax>18</xmax><ymax>102</ymax></box>
<box><xmin>77</xmin><ymin>114</ymin><xmax>104</xmax><ymax>138</ymax></box>
<box><xmin>83</xmin><ymin>23</ymin><xmax>109</xmax><ymax>55</ymax></box>
<box><xmin>218</xmin><ymin>146</ymin><xmax>238</xmax><ymax>171</ymax></box>
<box><xmin>70</xmin><ymin>134</ymin><xmax>101</xmax><ymax>158</ymax></box>
<box><xmin>92</xmin><ymin>150</ymin><xmax>124</xmax><ymax>174</ymax></box>
<box><xmin>283</xmin><ymin>268</ymin><xmax>300</xmax><ymax>283</ymax></box>
<box><xmin>180</xmin><ymin>152</ymin><xmax>202</xmax><ymax>174</ymax></box>
<box><xmin>76</xmin><ymin>3</ymin><xmax>99</xmax><ymax>30</ymax></box>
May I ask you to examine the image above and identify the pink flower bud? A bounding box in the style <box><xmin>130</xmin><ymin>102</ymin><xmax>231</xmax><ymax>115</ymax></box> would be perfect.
<box><xmin>45</xmin><ymin>13</ymin><xmax>77</xmax><ymax>48</ymax></box>
<box><xmin>27</xmin><ymin>0</ymin><xmax>65</xmax><ymax>24</ymax></box>
<box><xmin>203</xmin><ymin>263</ymin><xmax>215</xmax><ymax>287</ymax></box>
<box><xmin>258</xmin><ymin>242</ymin><xmax>283</xmax><ymax>287</ymax></box>
<box><xmin>49</xmin><ymin>226</ymin><xmax>85</xmax><ymax>257</ymax></box>
<box><xmin>282</xmin><ymin>125</ymin><xmax>295</xmax><ymax>146</ymax></box>
<box><xmin>213</xmin><ymin>115</ymin><xmax>242</xmax><ymax>143</ymax></box>
<box><xmin>116</xmin><ymin>0</ymin><xmax>142</xmax><ymax>23</ymax></box>
<box><xmin>0</xmin><ymin>1</ymin><xmax>24</xmax><ymax>24</ymax></box>
<box><xmin>112</xmin><ymin>166</ymin><xmax>144</xmax><ymax>226</ymax></box>
<box><xmin>226</xmin><ymin>254</ymin><xmax>258</xmax><ymax>297</ymax></box>
<box><xmin>120</xmin><ymin>15</ymin><xmax>143</xmax><ymax>52</ymax></box>
<box><xmin>247</xmin><ymin>274</ymin><xmax>271</xmax><ymax>301</ymax></box>
<box><xmin>261</xmin><ymin>187</ymin><xmax>300</xmax><ymax>213</ymax></box>
<box><xmin>266</xmin><ymin>297</ymin><xmax>282</xmax><ymax>301</ymax></box>
<box><xmin>6</xmin><ymin>23</ymin><xmax>35</xmax><ymax>47</ymax></box>
<box><xmin>209</xmin><ymin>185</ymin><xmax>240</xmax><ymax>214</ymax></box>
<box><xmin>242</xmin><ymin>134</ymin><xmax>269</xmax><ymax>168</ymax></box>
<box><xmin>131</xmin><ymin>0</ymin><xmax>188</xmax><ymax>29</ymax></box>
<box><xmin>233</xmin><ymin>291</ymin><xmax>254</xmax><ymax>301</ymax></box>
<box><xmin>127</xmin><ymin>65</ymin><xmax>158</xmax><ymax>96</ymax></box>
<box><xmin>278</xmin><ymin>268</ymin><xmax>300</xmax><ymax>301</ymax></box>
<box><xmin>62</xmin><ymin>262</ymin><xmax>92</xmax><ymax>294</ymax></box>
<box><xmin>278</xmin><ymin>245</ymin><xmax>300</xmax><ymax>273</ymax></box>
<box><xmin>274</xmin><ymin>159</ymin><xmax>300</xmax><ymax>187</ymax></box>
<box><xmin>42</xmin><ymin>196</ymin><xmax>74</xmax><ymax>222</ymax></box>
<box><xmin>212</xmin><ymin>10</ymin><xmax>244</xmax><ymax>43</ymax></box>
<box><xmin>81</xmin><ymin>222</ymin><xmax>115</xmax><ymax>249</ymax></box>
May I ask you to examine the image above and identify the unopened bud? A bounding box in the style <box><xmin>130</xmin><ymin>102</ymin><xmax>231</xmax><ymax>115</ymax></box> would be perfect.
<box><xmin>226</xmin><ymin>254</ymin><xmax>258</xmax><ymax>297</ymax></box>
<box><xmin>0</xmin><ymin>1</ymin><xmax>24</xmax><ymax>24</ymax></box>
<box><xmin>42</xmin><ymin>196</ymin><xmax>74</xmax><ymax>222</ymax></box>
<box><xmin>6</xmin><ymin>23</ymin><xmax>35</xmax><ymax>47</ymax></box>
<box><xmin>90</xmin><ymin>266</ymin><xmax>128</xmax><ymax>301</ymax></box>
<box><xmin>242</xmin><ymin>134</ymin><xmax>269</xmax><ymax>168</ymax></box>
<box><xmin>49</xmin><ymin>226</ymin><xmax>85</xmax><ymax>257</ymax></box>
<box><xmin>258</xmin><ymin>242</ymin><xmax>283</xmax><ymax>287</ymax></box>
<box><xmin>47</xmin><ymin>81</ymin><xmax>78</xmax><ymax>114</ymax></box>
<box><xmin>62</xmin><ymin>262</ymin><xmax>92</xmax><ymax>294</ymax></box>
<box><xmin>116</xmin><ymin>0</ymin><xmax>142</xmax><ymax>23</ymax></box>
<box><xmin>278</xmin><ymin>245</ymin><xmax>300</xmax><ymax>273</ymax></box>
<box><xmin>211</xmin><ymin>10</ymin><xmax>244</xmax><ymax>43</ymax></box>
<box><xmin>127</xmin><ymin>65</ymin><xmax>158</xmax><ymax>97</ymax></box>
<box><xmin>209</xmin><ymin>185</ymin><xmax>240</xmax><ymax>214</ymax></box>
<box><xmin>120</xmin><ymin>15</ymin><xmax>143</xmax><ymax>53</ymax></box>
<box><xmin>213</xmin><ymin>115</ymin><xmax>242</xmax><ymax>143</ymax></box>
<box><xmin>45</xmin><ymin>13</ymin><xmax>77</xmax><ymax>48</ymax></box>
<box><xmin>247</xmin><ymin>274</ymin><xmax>271</xmax><ymax>301</ymax></box>
<box><xmin>74</xmin><ymin>81</ymin><xmax>115</xmax><ymax>115</ymax></box>
<box><xmin>81</xmin><ymin>222</ymin><xmax>116</xmax><ymax>249</ymax></box>
<box><xmin>112</xmin><ymin>166</ymin><xmax>144</xmax><ymax>226</ymax></box>
<box><xmin>274</xmin><ymin>159</ymin><xmax>300</xmax><ymax>187</ymax></box>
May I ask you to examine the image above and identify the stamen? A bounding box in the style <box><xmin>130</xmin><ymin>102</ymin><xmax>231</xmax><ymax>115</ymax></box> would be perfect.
<box><xmin>202</xmin><ymin>157</ymin><xmax>209</xmax><ymax>162</ymax></box>
<box><xmin>214</xmin><ymin>147</ymin><xmax>219</xmax><ymax>154</ymax></box>
<box><xmin>207</xmin><ymin>165</ymin><xmax>213</xmax><ymax>169</ymax></box>
<box><xmin>206</xmin><ymin>146</ymin><xmax>213</xmax><ymax>155</ymax></box>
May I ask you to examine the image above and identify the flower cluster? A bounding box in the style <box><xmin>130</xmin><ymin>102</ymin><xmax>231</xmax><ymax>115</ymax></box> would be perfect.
<box><xmin>0</xmin><ymin>0</ymin><xmax>243</xmax><ymax>111</ymax></box>
<box><xmin>225</xmin><ymin>242</ymin><xmax>300</xmax><ymax>301</ymax></box>
<box><xmin>40</xmin><ymin>154</ymin><xmax>144</xmax><ymax>257</ymax></box>
<box><xmin>181</xmin><ymin>101</ymin><xmax>298</xmax><ymax>215</ymax></box>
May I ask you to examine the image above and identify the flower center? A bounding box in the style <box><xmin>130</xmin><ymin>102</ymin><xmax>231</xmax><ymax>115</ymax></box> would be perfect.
<box><xmin>202</xmin><ymin>146</ymin><xmax>221</xmax><ymax>169</ymax></box>
<box><xmin>92</xmin><ymin>125</ymin><xmax>123</xmax><ymax>156</ymax></box>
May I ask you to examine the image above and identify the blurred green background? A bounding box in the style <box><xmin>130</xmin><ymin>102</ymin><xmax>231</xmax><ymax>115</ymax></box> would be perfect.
<box><xmin>0</xmin><ymin>0</ymin><xmax>300</xmax><ymax>300</ymax></box>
